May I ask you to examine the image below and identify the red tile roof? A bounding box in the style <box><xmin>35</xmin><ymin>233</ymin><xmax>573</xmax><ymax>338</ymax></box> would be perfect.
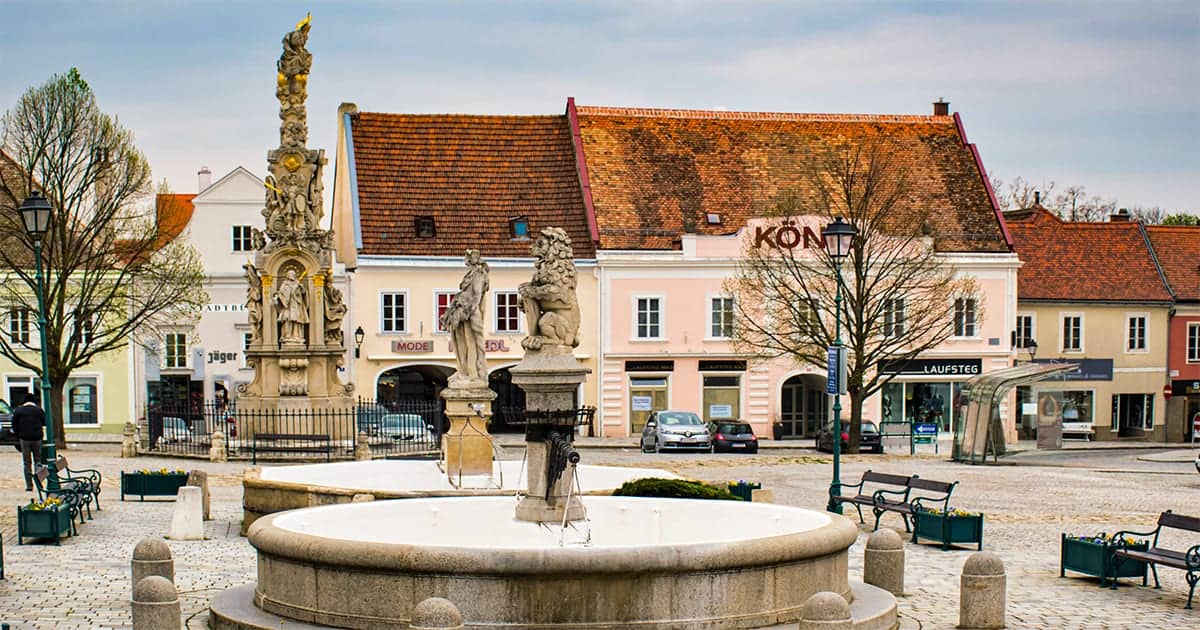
<box><xmin>154</xmin><ymin>193</ymin><xmax>196</xmax><ymax>249</ymax></box>
<box><xmin>1006</xmin><ymin>209</ymin><xmax>1172</xmax><ymax>302</ymax></box>
<box><xmin>1146</xmin><ymin>225</ymin><xmax>1200</xmax><ymax>301</ymax></box>
<box><xmin>573</xmin><ymin>105</ymin><xmax>1010</xmax><ymax>252</ymax></box>
<box><xmin>349</xmin><ymin>112</ymin><xmax>595</xmax><ymax>258</ymax></box>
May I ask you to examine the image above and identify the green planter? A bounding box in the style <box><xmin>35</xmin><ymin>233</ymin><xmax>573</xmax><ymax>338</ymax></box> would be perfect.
<box><xmin>1059</xmin><ymin>534</ymin><xmax>1147</xmax><ymax>584</ymax></box>
<box><xmin>912</xmin><ymin>509</ymin><xmax>984</xmax><ymax>550</ymax></box>
<box><xmin>121</xmin><ymin>471</ymin><xmax>189</xmax><ymax>501</ymax></box>
<box><xmin>727</xmin><ymin>481</ymin><xmax>761</xmax><ymax>502</ymax></box>
<box><xmin>18</xmin><ymin>504</ymin><xmax>73</xmax><ymax>545</ymax></box>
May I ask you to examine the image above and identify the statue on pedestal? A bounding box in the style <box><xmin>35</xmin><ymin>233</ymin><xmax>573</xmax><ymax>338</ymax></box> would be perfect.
<box><xmin>518</xmin><ymin>228</ymin><xmax>581</xmax><ymax>352</ymax></box>
<box><xmin>274</xmin><ymin>269</ymin><xmax>308</xmax><ymax>344</ymax></box>
<box><xmin>441</xmin><ymin>250</ymin><xmax>489</xmax><ymax>386</ymax></box>
<box><xmin>244</xmin><ymin>263</ymin><xmax>263</xmax><ymax>343</ymax></box>
<box><xmin>323</xmin><ymin>273</ymin><xmax>347</xmax><ymax>346</ymax></box>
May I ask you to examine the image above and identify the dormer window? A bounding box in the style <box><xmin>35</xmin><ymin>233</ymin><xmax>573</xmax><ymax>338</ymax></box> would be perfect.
<box><xmin>415</xmin><ymin>216</ymin><xmax>436</xmax><ymax>238</ymax></box>
<box><xmin>509</xmin><ymin>216</ymin><xmax>530</xmax><ymax>239</ymax></box>
<box><xmin>706</xmin><ymin>213</ymin><xmax>722</xmax><ymax>225</ymax></box>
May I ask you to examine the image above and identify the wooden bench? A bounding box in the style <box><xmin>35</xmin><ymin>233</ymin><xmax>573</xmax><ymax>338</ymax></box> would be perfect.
<box><xmin>252</xmin><ymin>432</ymin><xmax>331</xmax><ymax>464</ymax></box>
<box><xmin>830</xmin><ymin>471</ymin><xmax>911</xmax><ymax>527</ymax></box>
<box><xmin>1061</xmin><ymin>422</ymin><xmax>1095</xmax><ymax>441</ymax></box>
<box><xmin>1109</xmin><ymin>510</ymin><xmax>1200</xmax><ymax>609</ymax></box>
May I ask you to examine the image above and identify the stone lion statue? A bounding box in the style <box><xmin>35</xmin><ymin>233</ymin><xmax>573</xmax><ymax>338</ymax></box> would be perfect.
<box><xmin>519</xmin><ymin>227</ymin><xmax>580</xmax><ymax>352</ymax></box>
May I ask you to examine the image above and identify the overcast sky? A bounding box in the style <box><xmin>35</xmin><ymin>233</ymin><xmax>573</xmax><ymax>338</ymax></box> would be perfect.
<box><xmin>2</xmin><ymin>1</ymin><xmax>1196</xmax><ymax>213</ymax></box>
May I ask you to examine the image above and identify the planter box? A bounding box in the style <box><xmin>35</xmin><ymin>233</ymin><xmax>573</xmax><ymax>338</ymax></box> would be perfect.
<box><xmin>121</xmin><ymin>471</ymin><xmax>189</xmax><ymax>501</ymax></box>
<box><xmin>17</xmin><ymin>504</ymin><xmax>73</xmax><ymax>545</ymax></box>
<box><xmin>912</xmin><ymin>509</ymin><xmax>984</xmax><ymax>550</ymax></box>
<box><xmin>1060</xmin><ymin>534</ymin><xmax>1147</xmax><ymax>584</ymax></box>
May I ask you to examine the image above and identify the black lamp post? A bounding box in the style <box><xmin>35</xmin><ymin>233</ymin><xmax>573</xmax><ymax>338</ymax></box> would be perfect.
<box><xmin>354</xmin><ymin>326</ymin><xmax>365</xmax><ymax>358</ymax></box>
<box><xmin>822</xmin><ymin>217</ymin><xmax>856</xmax><ymax>514</ymax></box>
<box><xmin>1024</xmin><ymin>339</ymin><xmax>1038</xmax><ymax>362</ymax></box>
<box><xmin>19</xmin><ymin>191</ymin><xmax>57</xmax><ymax>488</ymax></box>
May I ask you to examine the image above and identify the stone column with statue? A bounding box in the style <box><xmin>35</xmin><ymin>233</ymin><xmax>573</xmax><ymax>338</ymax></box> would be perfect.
<box><xmin>439</xmin><ymin>250</ymin><xmax>497</xmax><ymax>478</ymax></box>
<box><xmin>510</xmin><ymin>227</ymin><xmax>590</xmax><ymax>523</ymax></box>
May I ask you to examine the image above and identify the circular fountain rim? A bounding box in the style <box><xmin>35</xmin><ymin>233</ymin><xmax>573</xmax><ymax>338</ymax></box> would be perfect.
<box><xmin>249</xmin><ymin>495</ymin><xmax>858</xmax><ymax>576</ymax></box>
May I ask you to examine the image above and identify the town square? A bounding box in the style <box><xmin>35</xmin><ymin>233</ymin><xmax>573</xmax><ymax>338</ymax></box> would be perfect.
<box><xmin>0</xmin><ymin>2</ymin><xmax>1197</xmax><ymax>629</ymax></box>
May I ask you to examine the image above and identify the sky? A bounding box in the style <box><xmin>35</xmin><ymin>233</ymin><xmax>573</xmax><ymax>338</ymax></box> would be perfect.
<box><xmin>1</xmin><ymin>1</ymin><xmax>1196</xmax><ymax>213</ymax></box>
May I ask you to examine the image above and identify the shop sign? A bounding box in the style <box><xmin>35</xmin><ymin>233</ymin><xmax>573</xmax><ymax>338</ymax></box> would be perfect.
<box><xmin>709</xmin><ymin>404</ymin><xmax>734</xmax><ymax>419</ymax></box>
<box><xmin>626</xmin><ymin>360</ymin><xmax>675</xmax><ymax>372</ymax></box>
<box><xmin>699</xmin><ymin>360</ymin><xmax>747</xmax><ymax>372</ymax></box>
<box><xmin>207</xmin><ymin>351</ymin><xmax>239</xmax><ymax>364</ymax></box>
<box><xmin>754</xmin><ymin>220</ymin><xmax>824</xmax><ymax>251</ymax></box>
<box><xmin>879</xmin><ymin>358</ymin><xmax>982</xmax><ymax>376</ymax></box>
<box><xmin>391</xmin><ymin>339</ymin><xmax>434</xmax><ymax>353</ymax></box>
<box><xmin>485</xmin><ymin>339</ymin><xmax>512</xmax><ymax>352</ymax></box>
<box><xmin>1032</xmin><ymin>358</ymin><xmax>1113</xmax><ymax>381</ymax></box>
<box><xmin>204</xmin><ymin>303</ymin><xmax>247</xmax><ymax>312</ymax></box>
<box><xmin>1170</xmin><ymin>380</ymin><xmax>1200</xmax><ymax>396</ymax></box>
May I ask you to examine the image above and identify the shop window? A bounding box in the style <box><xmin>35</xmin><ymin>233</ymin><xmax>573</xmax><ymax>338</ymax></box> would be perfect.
<box><xmin>164</xmin><ymin>332</ymin><xmax>188</xmax><ymax>369</ymax></box>
<box><xmin>636</xmin><ymin>297</ymin><xmax>662</xmax><ymax>339</ymax></box>
<box><xmin>380</xmin><ymin>291</ymin><xmax>407</xmax><ymax>333</ymax></box>
<box><xmin>495</xmin><ymin>291</ymin><xmax>521</xmax><ymax>333</ymax></box>
<box><xmin>1015</xmin><ymin>314</ymin><xmax>1034</xmax><ymax>348</ymax></box>
<box><xmin>1061</xmin><ymin>315</ymin><xmax>1082</xmax><ymax>352</ymax></box>
<box><xmin>232</xmin><ymin>225</ymin><xmax>254</xmax><ymax>252</ymax></box>
<box><xmin>1126</xmin><ymin>315</ymin><xmax>1147</xmax><ymax>352</ymax></box>
<box><xmin>702</xmin><ymin>375</ymin><xmax>740</xmax><ymax>423</ymax></box>
<box><xmin>953</xmin><ymin>298</ymin><xmax>977</xmax><ymax>337</ymax></box>
<box><xmin>629</xmin><ymin>376</ymin><xmax>669</xmax><ymax>434</ymax></box>
<box><xmin>1038</xmin><ymin>390</ymin><xmax>1094</xmax><ymax>427</ymax></box>
<box><xmin>1190</xmin><ymin>323</ymin><xmax>1200</xmax><ymax>363</ymax></box>
<box><xmin>883</xmin><ymin>299</ymin><xmax>906</xmax><ymax>338</ymax></box>
<box><xmin>65</xmin><ymin>376</ymin><xmax>98</xmax><ymax>425</ymax></box>
<box><xmin>710</xmin><ymin>297</ymin><xmax>734</xmax><ymax>338</ymax></box>
<box><xmin>434</xmin><ymin>291</ymin><xmax>456</xmax><ymax>333</ymax></box>
<box><xmin>1112</xmin><ymin>393</ymin><xmax>1154</xmax><ymax>433</ymax></box>
<box><xmin>8</xmin><ymin>307</ymin><xmax>31</xmax><ymax>345</ymax></box>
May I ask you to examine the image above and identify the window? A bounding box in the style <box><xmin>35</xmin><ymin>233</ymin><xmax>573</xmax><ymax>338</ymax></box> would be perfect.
<box><xmin>1062</xmin><ymin>315</ymin><xmax>1082</xmax><ymax>352</ymax></box>
<box><xmin>8</xmin><ymin>308</ymin><xmax>31</xmax><ymax>344</ymax></box>
<box><xmin>636</xmin><ymin>297</ymin><xmax>662</xmax><ymax>339</ymax></box>
<box><xmin>701</xmin><ymin>375</ymin><xmax>740</xmax><ymax>423</ymax></box>
<box><xmin>495</xmin><ymin>291</ymin><xmax>521</xmax><ymax>333</ymax></box>
<box><xmin>73</xmin><ymin>310</ymin><xmax>96</xmax><ymax>346</ymax></box>
<box><xmin>1015</xmin><ymin>314</ymin><xmax>1034</xmax><ymax>348</ymax></box>
<box><xmin>380</xmin><ymin>292</ymin><xmax>407</xmax><ymax>333</ymax></box>
<box><xmin>241</xmin><ymin>332</ymin><xmax>252</xmax><ymax>368</ymax></box>
<box><xmin>1126</xmin><ymin>315</ymin><xmax>1147</xmax><ymax>352</ymax></box>
<box><xmin>434</xmin><ymin>291</ymin><xmax>456</xmax><ymax>333</ymax></box>
<box><xmin>415</xmin><ymin>216</ymin><xmax>436</xmax><ymax>238</ymax></box>
<box><xmin>164</xmin><ymin>332</ymin><xmax>188</xmax><ymax>369</ymax></box>
<box><xmin>232</xmin><ymin>225</ymin><xmax>254</xmax><ymax>252</ymax></box>
<box><xmin>710</xmin><ymin>297</ymin><xmax>734</xmax><ymax>338</ymax></box>
<box><xmin>1040</xmin><ymin>390</ymin><xmax>1094</xmax><ymax>426</ymax></box>
<box><xmin>953</xmin><ymin>298</ymin><xmax>977</xmax><ymax>337</ymax></box>
<box><xmin>883</xmin><ymin>298</ymin><xmax>906</xmax><ymax>338</ymax></box>
<box><xmin>1189</xmin><ymin>323</ymin><xmax>1200</xmax><ymax>363</ymax></box>
<box><xmin>509</xmin><ymin>216</ymin><xmax>530</xmax><ymax>239</ymax></box>
<box><xmin>1112</xmin><ymin>393</ymin><xmax>1154</xmax><ymax>431</ymax></box>
<box><xmin>64</xmin><ymin>376</ymin><xmax>98</xmax><ymax>425</ymax></box>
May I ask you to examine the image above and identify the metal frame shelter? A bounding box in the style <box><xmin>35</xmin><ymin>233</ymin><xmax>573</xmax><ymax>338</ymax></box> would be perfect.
<box><xmin>954</xmin><ymin>362</ymin><xmax>1079</xmax><ymax>464</ymax></box>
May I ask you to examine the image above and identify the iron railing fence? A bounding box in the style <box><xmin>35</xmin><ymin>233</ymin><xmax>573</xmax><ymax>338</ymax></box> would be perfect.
<box><xmin>144</xmin><ymin>398</ymin><xmax>445</xmax><ymax>460</ymax></box>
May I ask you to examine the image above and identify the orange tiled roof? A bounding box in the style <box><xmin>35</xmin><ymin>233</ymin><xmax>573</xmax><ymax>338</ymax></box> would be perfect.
<box><xmin>1146</xmin><ymin>225</ymin><xmax>1200</xmax><ymax>301</ymax></box>
<box><xmin>573</xmin><ymin>105</ymin><xmax>1010</xmax><ymax>252</ymax></box>
<box><xmin>1006</xmin><ymin>209</ymin><xmax>1172</xmax><ymax>302</ymax></box>
<box><xmin>154</xmin><ymin>193</ymin><xmax>195</xmax><ymax>249</ymax></box>
<box><xmin>349</xmin><ymin>112</ymin><xmax>595</xmax><ymax>258</ymax></box>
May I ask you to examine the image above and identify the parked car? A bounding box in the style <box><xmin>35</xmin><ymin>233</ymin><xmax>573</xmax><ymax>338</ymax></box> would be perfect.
<box><xmin>356</xmin><ymin>403</ymin><xmax>390</xmax><ymax>436</ymax></box>
<box><xmin>378</xmin><ymin>413</ymin><xmax>436</xmax><ymax>442</ymax></box>
<box><xmin>0</xmin><ymin>398</ymin><xmax>17</xmax><ymax>451</ymax></box>
<box><xmin>160</xmin><ymin>416</ymin><xmax>193</xmax><ymax>443</ymax></box>
<box><xmin>640</xmin><ymin>410</ymin><xmax>712</xmax><ymax>453</ymax></box>
<box><xmin>710</xmin><ymin>421</ymin><xmax>759</xmax><ymax>453</ymax></box>
<box><xmin>816</xmin><ymin>421</ymin><xmax>884</xmax><ymax>454</ymax></box>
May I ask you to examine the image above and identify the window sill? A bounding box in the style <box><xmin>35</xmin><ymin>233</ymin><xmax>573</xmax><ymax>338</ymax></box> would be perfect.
<box><xmin>629</xmin><ymin>338</ymin><xmax>668</xmax><ymax>343</ymax></box>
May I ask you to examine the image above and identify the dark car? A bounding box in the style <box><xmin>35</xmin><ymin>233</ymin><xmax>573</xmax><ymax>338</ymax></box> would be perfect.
<box><xmin>0</xmin><ymin>398</ymin><xmax>17</xmax><ymax>451</ymax></box>
<box><xmin>710</xmin><ymin>421</ymin><xmax>759</xmax><ymax>453</ymax></box>
<box><xmin>816</xmin><ymin>421</ymin><xmax>884</xmax><ymax>454</ymax></box>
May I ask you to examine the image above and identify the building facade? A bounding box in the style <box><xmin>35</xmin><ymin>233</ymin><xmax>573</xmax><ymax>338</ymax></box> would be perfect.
<box><xmin>1146</xmin><ymin>225</ymin><xmax>1200</xmax><ymax>441</ymax></box>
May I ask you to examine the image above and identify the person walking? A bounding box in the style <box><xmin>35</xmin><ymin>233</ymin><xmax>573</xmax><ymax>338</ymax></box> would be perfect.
<box><xmin>12</xmin><ymin>392</ymin><xmax>46</xmax><ymax>491</ymax></box>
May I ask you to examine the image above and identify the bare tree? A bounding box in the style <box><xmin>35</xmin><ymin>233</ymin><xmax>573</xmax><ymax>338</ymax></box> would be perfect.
<box><xmin>0</xmin><ymin>68</ymin><xmax>206</xmax><ymax>449</ymax></box>
<box><xmin>727</xmin><ymin>140</ymin><xmax>980</xmax><ymax>452</ymax></box>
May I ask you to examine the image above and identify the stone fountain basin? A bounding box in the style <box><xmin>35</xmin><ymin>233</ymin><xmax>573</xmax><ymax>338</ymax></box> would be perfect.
<box><xmin>248</xmin><ymin>496</ymin><xmax>858</xmax><ymax>629</ymax></box>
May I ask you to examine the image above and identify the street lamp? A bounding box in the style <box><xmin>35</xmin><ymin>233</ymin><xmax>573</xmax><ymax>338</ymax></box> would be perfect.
<box><xmin>354</xmin><ymin>326</ymin><xmax>365</xmax><ymax>358</ymax></box>
<box><xmin>19</xmin><ymin>191</ymin><xmax>57</xmax><ymax>487</ymax></box>
<box><xmin>822</xmin><ymin>216</ymin><xmax>856</xmax><ymax>514</ymax></box>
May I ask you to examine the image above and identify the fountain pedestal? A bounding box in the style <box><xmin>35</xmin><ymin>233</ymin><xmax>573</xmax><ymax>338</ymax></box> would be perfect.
<box><xmin>510</xmin><ymin>349</ymin><xmax>589</xmax><ymax>523</ymax></box>
<box><xmin>440</xmin><ymin>384</ymin><xmax>497</xmax><ymax>478</ymax></box>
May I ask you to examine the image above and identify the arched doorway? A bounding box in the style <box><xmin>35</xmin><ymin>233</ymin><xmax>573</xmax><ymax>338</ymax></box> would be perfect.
<box><xmin>488</xmin><ymin>367</ymin><xmax>526</xmax><ymax>433</ymax></box>
<box><xmin>375</xmin><ymin>364</ymin><xmax>453</xmax><ymax>405</ymax></box>
<box><xmin>780</xmin><ymin>374</ymin><xmax>828</xmax><ymax>439</ymax></box>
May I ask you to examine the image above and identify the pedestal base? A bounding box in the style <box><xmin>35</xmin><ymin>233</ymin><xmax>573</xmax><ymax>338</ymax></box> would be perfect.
<box><xmin>440</xmin><ymin>385</ymin><xmax>497</xmax><ymax>480</ymax></box>
<box><xmin>515</xmin><ymin>494</ymin><xmax>586</xmax><ymax>523</ymax></box>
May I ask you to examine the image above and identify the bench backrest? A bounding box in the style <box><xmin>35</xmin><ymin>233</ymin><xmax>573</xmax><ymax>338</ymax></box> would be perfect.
<box><xmin>861</xmin><ymin>471</ymin><xmax>910</xmax><ymax>487</ymax></box>
<box><xmin>909</xmin><ymin>478</ymin><xmax>956</xmax><ymax>495</ymax></box>
<box><xmin>56</xmin><ymin>455</ymin><xmax>69</xmax><ymax>469</ymax></box>
<box><xmin>1158</xmin><ymin>510</ymin><xmax>1200</xmax><ymax>535</ymax></box>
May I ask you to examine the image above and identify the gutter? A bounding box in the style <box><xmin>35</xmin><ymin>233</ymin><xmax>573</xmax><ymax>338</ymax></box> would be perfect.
<box><xmin>953</xmin><ymin>112</ymin><xmax>1014</xmax><ymax>251</ymax></box>
<box><xmin>566</xmin><ymin>97</ymin><xmax>600</xmax><ymax>248</ymax></box>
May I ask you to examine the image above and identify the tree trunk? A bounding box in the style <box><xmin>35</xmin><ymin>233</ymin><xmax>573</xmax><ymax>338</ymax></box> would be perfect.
<box><xmin>846</xmin><ymin>390</ymin><xmax>863</xmax><ymax>453</ymax></box>
<box><xmin>50</xmin><ymin>379</ymin><xmax>66</xmax><ymax>451</ymax></box>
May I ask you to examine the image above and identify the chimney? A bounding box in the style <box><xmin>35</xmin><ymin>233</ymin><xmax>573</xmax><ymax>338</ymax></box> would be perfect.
<box><xmin>1110</xmin><ymin>208</ymin><xmax>1132</xmax><ymax>222</ymax></box>
<box><xmin>197</xmin><ymin>166</ymin><xmax>213</xmax><ymax>192</ymax></box>
<box><xmin>1034</xmin><ymin>191</ymin><xmax>1041</xmax><ymax>206</ymax></box>
<box><xmin>933</xmin><ymin>98</ymin><xmax>950</xmax><ymax>117</ymax></box>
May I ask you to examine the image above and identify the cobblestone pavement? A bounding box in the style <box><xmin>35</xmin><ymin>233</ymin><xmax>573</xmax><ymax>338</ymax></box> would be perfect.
<box><xmin>0</xmin><ymin>445</ymin><xmax>1196</xmax><ymax>629</ymax></box>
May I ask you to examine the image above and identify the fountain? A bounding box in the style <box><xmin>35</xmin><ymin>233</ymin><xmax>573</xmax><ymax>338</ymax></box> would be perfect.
<box><xmin>209</xmin><ymin>18</ymin><xmax>897</xmax><ymax>630</ymax></box>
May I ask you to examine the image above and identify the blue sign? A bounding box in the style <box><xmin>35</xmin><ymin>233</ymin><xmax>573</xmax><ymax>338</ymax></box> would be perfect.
<box><xmin>826</xmin><ymin>346</ymin><xmax>846</xmax><ymax>395</ymax></box>
<box><xmin>914</xmin><ymin>423</ymin><xmax>939</xmax><ymax>435</ymax></box>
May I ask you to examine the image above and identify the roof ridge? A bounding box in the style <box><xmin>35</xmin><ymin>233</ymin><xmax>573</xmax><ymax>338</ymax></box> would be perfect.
<box><xmin>575</xmin><ymin>105</ymin><xmax>948</xmax><ymax>123</ymax></box>
<box><xmin>357</xmin><ymin>111</ymin><xmax>564</xmax><ymax>121</ymax></box>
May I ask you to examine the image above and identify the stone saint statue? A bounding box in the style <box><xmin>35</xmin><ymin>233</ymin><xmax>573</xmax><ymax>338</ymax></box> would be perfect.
<box><xmin>244</xmin><ymin>263</ymin><xmax>263</xmax><ymax>343</ymax></box>
<box><xmin>441</xmin><ymin>250</ymin><xmax>489</xmax><ymax>386</ymax></box>
<box><xmin>323</xmin><ymin>274</ymin><xmax>347</xmax><ymax>346</ymax></box>
<box><xmin>274</xmin><ymin>269</ymin><xmax>309</xmax><ymax>344</ymax></box>
<box><xmin>518</xmin><ymin>228</ymin><xmax>581</xmax><ymax>351</ymax></box>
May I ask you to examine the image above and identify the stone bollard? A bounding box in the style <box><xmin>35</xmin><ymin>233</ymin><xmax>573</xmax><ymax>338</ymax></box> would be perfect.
<box><xmin>209</xmin><ymin>430</ymin><xmax>227</xmax><ymax>463</ymax></box>
<box><xmin>131</xmin><ymin>538</ymin><xmax>174</xmax><ymax>596</ymax></box>
<box><xmin>864</xmin><ymin>528</ymin><xmax>905</xmax><ymax>596</ymax></box>
<box><xmin>798</xmin><ymin>591</ymin><xmax>851</xmax><ymax>629</ymax></box>
<box><xmin>131</xmin><ymin>575</ymin><xmax>182</xmax><ymax>630</ymax></box>
<box><xmin>122</xmin><ymin>421</ymin><xmax>138</xmax><ymax>458</ymax></box>
<box><xmin>166</xmin><ymin>486</ymin><xmax>204</xmax><ymax>541</ymax></box>
<box><xmin>355</xmin><ymin>431</ymin><xmax>372</xmax><ymax>461</ymax></box>
<box><xmin>410</xmin><ymin>597</ymin><xmax>464</xmax><ymax>630</ymax></box>
<box><xmin>959</xmin><ymin>552</ymin><xmax>1006</xmax><ymax>629</ymax></box>
<box><xmin>186</xmin><ymin>470</ymin><xmax>210</xmax><ymax>520</ymax></box>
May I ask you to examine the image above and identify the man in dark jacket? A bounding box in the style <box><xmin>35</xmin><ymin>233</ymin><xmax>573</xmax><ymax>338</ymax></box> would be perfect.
<box><xmin>12</xmin><ymin>393</ymin><xmax>45</xmax><ymax>491</ymax></box>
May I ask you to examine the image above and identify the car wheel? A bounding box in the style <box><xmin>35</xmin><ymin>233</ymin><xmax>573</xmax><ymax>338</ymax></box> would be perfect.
<box><xmin>874</xmin><ymin>445</ymin><xmax>884</xmax><ymax>454</ymax></box>
<box><xmin>748</xmin><ymin>447</ymin><xmax>758</xmax><ymax>454</ymax></box>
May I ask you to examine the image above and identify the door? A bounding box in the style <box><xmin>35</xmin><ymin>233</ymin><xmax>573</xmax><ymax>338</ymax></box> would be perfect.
<box><xmin>802</xmin><ymin>386</ymin><xmax>828</xmax><ymax>437</ymax></box>
<box><xmin>701</xmin><ymin>375</ymin><xmax>740</xmax><ymax>424</ymax></box>
<box><xmin>781</xmin><ymin>375</ymin><xmax>827</xmax><ymax>438</ymax></box>
<box><xmin>629</xmin><ymin>377</ymin><xmax>668</xmax><ymax>435</ymax></box>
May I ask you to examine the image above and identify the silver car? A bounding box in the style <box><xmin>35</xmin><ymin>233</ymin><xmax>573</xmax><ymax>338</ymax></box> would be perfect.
<box><xmin>640</xmin><ymin>410</ymin><xmax>712</xmax><ymax>453</ymax></box>
<box><xmin>378</xmin><ymin>413</ymin><xmax>435</xmax><ymax>441</ymax></box>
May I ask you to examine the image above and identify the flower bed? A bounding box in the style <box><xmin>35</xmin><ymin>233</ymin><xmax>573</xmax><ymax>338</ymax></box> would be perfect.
<box><xmin>18</xmin><ymin>498</ymin><xmax>73</xmax><ymax>544</ymax></box>
<box><xmin>121</xmin><ymin>469</ymin><xmax>189</xmax><ymax>501</ymax></box>
<box><xmin>1060</xmin><ymin>533</ymin><xmax>1148</xmax><ymax>584</ymax></box>
<box><xmin>912</xmin><ymin>507</ymin><xmax>984</xmax><ymax>550</ymax></box>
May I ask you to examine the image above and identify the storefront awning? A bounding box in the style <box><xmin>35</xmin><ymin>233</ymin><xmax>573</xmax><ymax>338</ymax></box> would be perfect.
<box><xmin>953</xmin><ymin>362</ymin><xmax>1078</xmax><ymax>464</ymax></box>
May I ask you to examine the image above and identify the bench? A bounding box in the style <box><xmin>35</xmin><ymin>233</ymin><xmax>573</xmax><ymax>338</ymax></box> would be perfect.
<box><xmin>1108</xmin><ymin>510</ymin><xmax>1200</xmax><ymax>609</ymax></box>
<box><xmin>1061</xmin><ymin>422</ymin><xmax>1095</xmax><ymax>441</ymax></box>
<box><xmin>829</xmin><ymin>471</ymin><xmax>911</xmax><ymax>528</ymax></box>
<box><xmin>882</xmin><ymin>477</ymin><xmax>957</xmax><ymax>533</ymax></box>
<box><xmin>32</xmin><ymin>467</ymin><xmax>86</xmax><ymax>533</ymax></box>
<box><xmin>57</xmin><ymin>455</ymin><xmax>103</xmax><ymax>510</ymax></box>
<box><xmin>252</xmin><ymin>432</ymin><xmax>331</xmax><ymax>464</ymax></box>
